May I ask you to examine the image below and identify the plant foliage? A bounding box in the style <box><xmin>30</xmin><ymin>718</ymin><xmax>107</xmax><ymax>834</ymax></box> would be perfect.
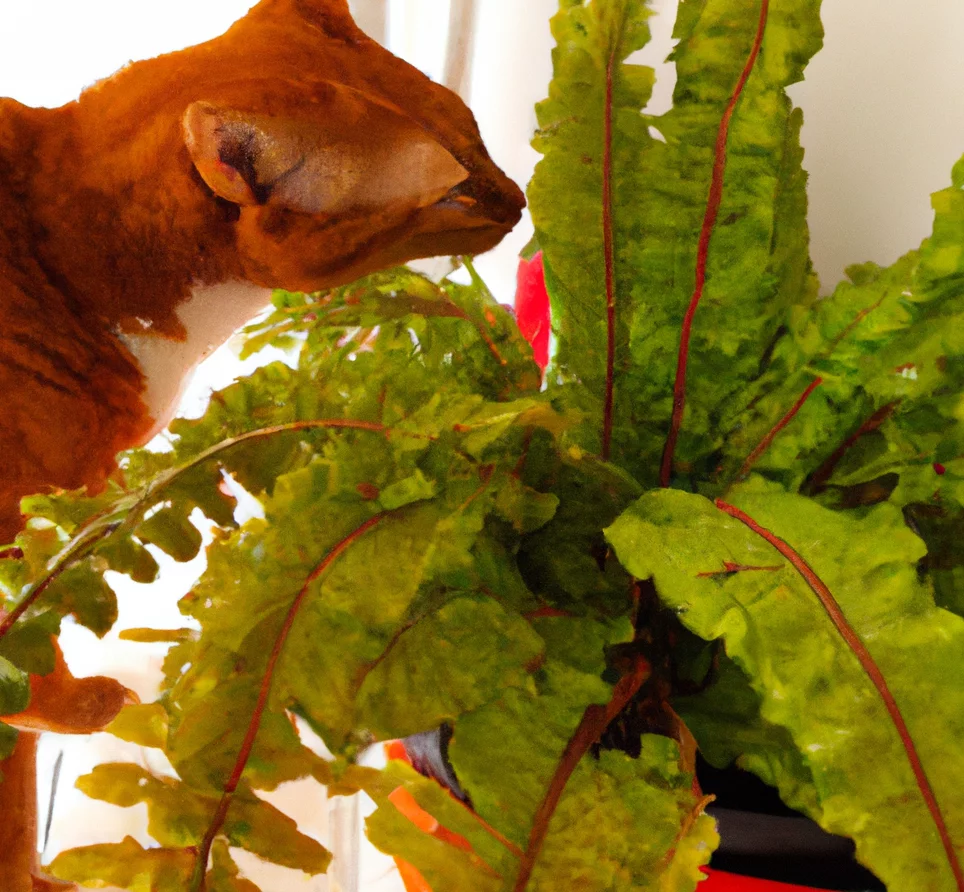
<box><xmin>1</xmin><ymin>1</ymin><xmax>963</xmax><ymax>890</ymax></box>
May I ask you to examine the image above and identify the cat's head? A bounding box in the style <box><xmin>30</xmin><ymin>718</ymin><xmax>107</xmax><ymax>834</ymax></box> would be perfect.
<box><xmin>174</xmin><ymin>0</ymin><xmax>525</xmax><ymax>291</ymax></box>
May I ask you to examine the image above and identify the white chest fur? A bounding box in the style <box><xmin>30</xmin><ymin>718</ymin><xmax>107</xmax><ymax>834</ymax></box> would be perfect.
<box><xmin>119</xmin><ymin>280</ymin><xmax>275</xmax><ymax>442</ymax></box>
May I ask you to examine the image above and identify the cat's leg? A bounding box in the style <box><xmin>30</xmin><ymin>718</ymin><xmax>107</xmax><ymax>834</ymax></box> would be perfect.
<box><xmin>0</xmin><ymin>637</ymin><xmax>135</xmax><ymax>890</ymax></box>
<box><xmin>0</xmin><ymin>733</ymin><xmax>44</xmax><ymax>892</ymax></box>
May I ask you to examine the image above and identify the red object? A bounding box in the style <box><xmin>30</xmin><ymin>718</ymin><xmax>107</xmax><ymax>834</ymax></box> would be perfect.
<box><xmin>514</xmin><ymin>251</ymin><xmax>551</xmax><ymax>372</ymax></box>
<box><xmin>700</xmin><ymin>869</ymin><xmax>824</xmax><ymax>891</ymax></box>
<box><xmin>385</xmin><ymin>740</ymin><xmax>410</xmax><ymax>763</ymax></box>
<box><xmin>934</xmin><ymin>462</ymin><xmax>947</xmax><ymax>476</ymax></box>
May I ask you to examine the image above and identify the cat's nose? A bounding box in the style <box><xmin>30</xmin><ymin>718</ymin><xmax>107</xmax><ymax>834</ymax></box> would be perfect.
<box><xmin>451</xmin><ymin>164</ymin><xmax>526</xmax><ymax>230</ymax></box>
<box><xmin>434</xmin><ymin>158</ymin><xmax>525</xmax><ymax>236</ymax></box>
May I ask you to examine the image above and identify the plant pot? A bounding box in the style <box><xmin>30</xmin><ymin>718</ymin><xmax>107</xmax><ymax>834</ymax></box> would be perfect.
<box><xmin>701</xmin><ymin>759</ymin><xmax>885</xmax><ymax>891</ymax></box>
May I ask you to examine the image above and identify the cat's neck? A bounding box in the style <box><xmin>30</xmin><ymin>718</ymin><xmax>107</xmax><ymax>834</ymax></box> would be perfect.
<box><xmin>119</xmin><ymin>280</ymin><xmax>273</xmax><ymax>440</ymax></box>
<box><xmin>10</xmin><ymin>97</ymin><xmax>243</xmax><ymax>340</ymax></box>
<box><xmin>0</xmin><ymin>97</ymin><xmax>268</xmax><ymax>437</ymax></box>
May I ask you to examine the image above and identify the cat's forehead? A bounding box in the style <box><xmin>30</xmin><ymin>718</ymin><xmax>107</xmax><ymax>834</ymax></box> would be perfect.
<box><xmin>226</xmin><ymin>0</ymin><xmax>480</xmax><ymax>137</ymax></box>
<box><xmin>237</xmin><ymin>0</ymin><xmax>362</xmax><ymax>47</ymax></box>
<box><xmin>81</xmin><ymin>0</ymin><xmax>485</xmax><ymax>165</ymax></box>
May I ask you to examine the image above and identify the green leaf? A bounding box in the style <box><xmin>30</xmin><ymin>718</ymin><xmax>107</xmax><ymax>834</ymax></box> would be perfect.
<box><xmin>0</xmin><ymin>655</ymin><xmax>29</xmax><ymax>756</ymax></box>
<box><xmin>100</xmin><ymin>533</ymin><xmax>160</xmax><ymax>584</ymax></box>
<box><xmin>137</xmin><ymin>505</ymin><xmax>203</xmax><ymax>563</ymax></box>
<box><xmin>675</xmin><ymin>652</ymin><xmax>820</xmax><ymax>817</ymax></box>
<box><xmin>19</xmin><ymin>489</ymin><xmax>121</xmax><ymax>534</ymax></box>
<box><xmin>0</xmin><ymin>721</ymin><xmax>17</xmax><ymax>761</ymax></box>
<box><xmin>368</xmin><ymin>730</ymin><xmax>716</xmax><ymax>892</ymax></box>
<box><xmin>607</xmin><ymin>485</ymin><xmax>964</xmax><ymax>891</ymax></box>
<box><xmin>107</xmin><ymin>703</ymin><xmax>169</xmax><ymax>749</ymax></box>
<box><xmin>447</xmin><ymin>616</ymin><xmax>626</xmax><ymax>849</ymax></box>
<box><xmin>207</xmin><ymin>839</ymin><xmax>262</xmax><ymax>892</ymax></box>
<box><xmin>527</xmin><ymin>741</ymin><xmax>716</xmax><ymax>891</ymax></box>
<box><xmin>364</xmin><ymin>759</ymin><xmax>516</xmax><ymax>881</ymax></box>
<box><xmin>531</xmin><ymin>0</ymin><xmax>823</xmax><ymax>481</ymax></box>
<box><xmin>713</xmin><ymin>154</ymin><xmax>964</xmax><ymax>516</ymax></box>
<box><xmin>356</xmin><ymin>595</ymin><xmax>544</xmax><ymax>737</ymax></box>
<box><xmin>48</xmin><ymin>836</ymin><xmax>194</xmax><ymax>892</ymax></box>
<box><xmin>529</xmin><ymin>0</ymin><xmax>655</xmax><ymax>460</ymax></box>
<box><xmin>46</xmin><ymin>559</ymin><xmax>118</xmax><ymax>637</ymax></box>
<box><xmin>0</xmin><ymin>611</ymin><xmax>59</xmax><ymax>674</ymax></box>
<box><xmin>517</xmin><ymin>450</ymin><xmax>641</xmax><ymax>615</ymax></box>
<box><xmin>494</xmin><ymin>477</ymin><xmax>560</xmax><ymax>534</ymax></box>
<box><xmin>377</xmin><ymin>469</ymin><xmax>437</xmax><ymax>511</ymax></box>
<box><xmin>366</xmin><ymin>794</ymin><xmax>503</xmax><ymax>892</ymax></box>
<box><xmin>76</xmin><ymin>764</ymin><xmax>331</xmax><ymax>874</ymax></box>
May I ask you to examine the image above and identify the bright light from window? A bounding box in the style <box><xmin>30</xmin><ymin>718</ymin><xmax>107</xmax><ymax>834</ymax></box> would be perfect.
<box><xmin>0</xmin><ymin>1</ymin><xmax>257</xmax><ymax>108</ymax></box>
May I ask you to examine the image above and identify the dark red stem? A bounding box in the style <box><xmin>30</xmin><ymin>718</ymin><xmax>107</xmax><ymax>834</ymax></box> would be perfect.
<box><xmin>601</xmin><ymin>33</ymin><xmax>617</xmax><ymax>461</ymax></box>
<box><xmin>715</xmin><ymin>499</ymin><xmax>964</xmax><ymax>892</ymax></box>
<box><xmin>660</xmin><ymin>0</ymin><xmax>770</xmax><ymax>487</ymax></box>
<box><xmin>736</xmin><ymin>376</ymin><xmax>823</xmax><ymax>480</ymax></box>
<box><xmin>696</xmin><ymin>561</ymin><xmax>782</xmax><ymax>578</ymax></box>
<box><xmin>191</xmin><ymin>512</ymin><xmax>387</xmax><ymax>891</ymax></box>
<box><xmin>0</xmin><ymin>524</ymin><xmax>116</xmax><ymax>642</ymax></box>
<box><xmin>443</xmin><ymin>297</ymin><xmax>507</xmax><ymax>367</ymax></box>
<box><xmin>826</xmin><ymin>294</ymin><xmax>886</xmax><ymax>355</ymax></box>
<box><xmin>804</xmin><ymin>401</ymin><xmax>899</xmax><ymax>493</ymax></box>
<box><xmin>512</xmin><ymin>428</ymin><xmax>535</xmax><ymax>479</ymax></box>
<box><xmin>511</xmin><ymin>654</ymin><xmax>649</xmax><ymax>891</ymax></box>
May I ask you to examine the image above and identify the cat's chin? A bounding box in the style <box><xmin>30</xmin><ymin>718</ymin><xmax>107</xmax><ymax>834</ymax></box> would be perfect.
<box><xmin>235</xmin><ymin>180</ymin><xmax>524</xmax><ymax>295</ymax></box>
<box><xmin>402</xmin><ymin>221</ymin><xmax>517</xmax><ymax>263</ymax></box>
<box><xmin>334</xmin><ymin>180</ymin><xmax>525</xmax><ymax>278</ymax></box>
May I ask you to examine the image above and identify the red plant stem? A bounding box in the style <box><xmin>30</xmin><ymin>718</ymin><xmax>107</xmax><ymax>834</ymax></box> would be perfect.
<box><xmin>191</xmin><ymin>513</ymin><xmax>388</xmax><ymax>891</ymax></box>
<box><xmin>822</xmin><ymin>294</ymin><xmax>886</xmax><ymax>360</ymax></box>
<box><xmin>660</xmin><ymin>0</ymin><xmax>770</xmax><ymax>488</ymax></box>
<box><xmin>715</xmin><ymin>499</ymin><xmax>964</xmax><ymax>892</ymax></box>
<box><xmin>444</xmin><ymin>298</ymin><xmax>507</xmax><ymax>367</ymax></box>
<box><xmin>0</xmin><ymin>524</ymin><xmax>116</xmax><ymax>642</ymax></box>
<box><xmin>660</xmin><ymin>793</ymin><xmax>716</xmax><ymax>871</ymax></box>
<box><xmin>511</xmin><ymin>654</ymin><xmax>649</xmax><ymax>892</ymax></box>
<box><xmin>696</xmin><ymin>561</ymin><xmax>782</xmax><ymax>578</ymax></box>
<box><xmin>804</xmin><ymin>400</ymin><xmax>899</xmax><ymax>493</ymax></box>
<box><xmin>449</xmin><ymin>794</ymin><xmax>524</xmax><ymax>859</ymax></box>
<box><xmin>735</xmin><ymin>376</ymin><xmax>823</xmax><ymax>480</ymax></box>
<box><xmin>160</xmin><ymin>419</ymin><xmax>435</xmax><ymax>498</ymax></box>
<box><xmin>512</xmin><ymin>428</ymin><xmax>535</xmax><ymax>479</ymax></box>
<box><xmin>601</xmin><ymin>34</ymin><xmax>617</xmax><ymax>461</ymax></box>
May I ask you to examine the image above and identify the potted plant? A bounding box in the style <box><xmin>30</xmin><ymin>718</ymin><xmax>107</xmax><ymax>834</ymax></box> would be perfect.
<box><xmin>2</xmin><ymin>0</ymin><xmax>963</xmax><ymax>890</ymax></box>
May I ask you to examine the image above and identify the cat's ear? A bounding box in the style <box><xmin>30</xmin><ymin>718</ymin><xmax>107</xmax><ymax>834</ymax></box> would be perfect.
<box><xmin>252</xmin><ymin>0</ymin><xmax>360</xmax><ymax>44</ymax></box>
<box><xmin>295</xmin><ymin>0</ymin><xmax>351</xmax><ymax>14</ymax></box>
<box><xmin>183</xmin><ymin>98</ymin><xmax>469</xmax><ymax>216</ymax></box>
<box><xmin>183</xmin><ymin>101</ymin><xmax>293</xmax><ymax>206</ymax></box>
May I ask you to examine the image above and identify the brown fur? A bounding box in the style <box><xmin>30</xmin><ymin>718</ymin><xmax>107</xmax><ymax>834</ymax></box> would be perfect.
<box><xmin>0</xmin><ymin>1</ymin><xmax>522</xmax><ymax>886</ymax></box>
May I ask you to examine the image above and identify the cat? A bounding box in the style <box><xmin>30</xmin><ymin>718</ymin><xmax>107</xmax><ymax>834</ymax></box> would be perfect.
<box><xmin>0</xmin><ymin>0</ymin><xmax>523</xmax><ymax>887</ymax></box>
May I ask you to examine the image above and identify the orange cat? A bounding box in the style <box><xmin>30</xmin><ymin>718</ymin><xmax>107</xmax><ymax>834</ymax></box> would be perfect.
<box><xmin>0</xmin><ymin>1</ymin><xmax>523</xmax><ymax>887</ymax></box>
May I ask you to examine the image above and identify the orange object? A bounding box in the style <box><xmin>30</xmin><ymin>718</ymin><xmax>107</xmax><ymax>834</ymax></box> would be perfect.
<box><xmin>395</xmin><ymin>857</ymin><xmax>434</xmax><ymax>892</ymax></box>
<box><xmin>386</xmin><ymin>739</ymin><xmax>476</xmax><ymax>891</ymax></box>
